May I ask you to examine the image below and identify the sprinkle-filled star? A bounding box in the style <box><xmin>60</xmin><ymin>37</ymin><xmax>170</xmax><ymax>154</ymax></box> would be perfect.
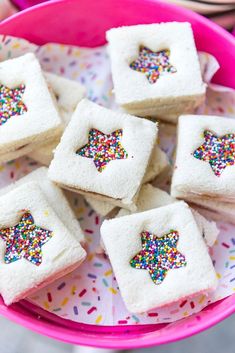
<box><xmin>0</xmin><ymin>84</ymin><xmax>27</xmax><ymax>126</ymax></box>
<box><xmin>0</xmin><ymin>212</ymin><xmax>53</xmax><ymax>266</ymax></box>
<box><xmin>129</xmin><ymin>46</ymin><xmax>177</xmax><ymax>84</ymax></box>
<box><xmin>193</xmin><ymin>130</ymin><xmax>235</xmax><ymax>177</ymax></box>
<box><xmin>76</xmin><ymin>128</ymin><xmax>128</xmax><ymax>172</ymax></box>
<box><xmin>130</xmin><ymin>230</ymin><xmax>186</xmax><ymax>285</ymax></box>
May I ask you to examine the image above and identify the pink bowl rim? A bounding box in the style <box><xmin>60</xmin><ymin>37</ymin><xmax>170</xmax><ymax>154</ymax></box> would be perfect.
<box><xmin>0</xmin><ymin>0</ymin><xmax>235</xmax><ymax>348</ymax></box>
<box><xmin>1</xmin><ymin>296</ymin><xmax>235</xmax><ymax>348</ymax></box>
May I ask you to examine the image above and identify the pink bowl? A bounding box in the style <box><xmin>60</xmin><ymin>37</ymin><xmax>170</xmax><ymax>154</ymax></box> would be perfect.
<box><xmin>0</xmin><ymin>0</ymin><xmax>235</xmax><ymax>348</ymax></box>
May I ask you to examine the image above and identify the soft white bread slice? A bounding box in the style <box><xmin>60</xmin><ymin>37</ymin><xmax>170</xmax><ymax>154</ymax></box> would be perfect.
<box><xmin>0</xmin><ymin>182</ymin><xmax>86</xmax><ymax>305</ymax></box>
<box><xmin>0</xmin><ymin>53</ymin><xmax>62</xmax><ymax>163</ymax></box>
<box><xmin>106</xmin><ymin>22</ymin><xmax>205</xmax><ymax>122</ymax></box>
<box><xmin>49</xmin><ymin>99</ymin><xmax>157</xmax><ymax>211</ymax></box>
<box><xmin>101</xmin><ymin>201</ymin><xmax>217</xmax><ymax>313</ymax></box>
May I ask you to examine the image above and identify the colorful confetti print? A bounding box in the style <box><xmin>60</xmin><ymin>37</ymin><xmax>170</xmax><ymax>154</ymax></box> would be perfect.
<box><xmin>0</xmin><ymin>84</ymin><xmax>27</xmax><ymax>126</ymax></box>
<box><xmin>0</xmin><ymin>212</ymin><xmax>53</xmax><ymax>266</ymax></box>
<box><xmin>0</xmin><ymin>35</ymin><xmax>234</xmax><ymax>325</ymax></box>
<box><xmin>193</xmin><ymin>130</ymin><xmax>235</xmax><ymax>176</ymax></box>
<box><xmin>77</xmin><ymin>128</ymin><xmax>128</xmax><ymax>172</ymax></box>
<box><xmin>130</xmin><ymin>230</ymin><xmax>186</xmax><ymax>284</ymax></box>
<box><xmin>130</xmin><ymin>46</ymin><xmax>176</xmax><ymax>84</ymax></box>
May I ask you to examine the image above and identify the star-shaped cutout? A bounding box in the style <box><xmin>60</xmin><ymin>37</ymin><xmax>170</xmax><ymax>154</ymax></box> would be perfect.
<box><xmin>129</xmin><ymin>46</ymin><xmax>177</xmax><ymax>84</ymax></box>
<box><xmin>76</xmin><ymin>128</ymin><xmax>128</xmax><ymax>172</ymax></box>
<box><xmin>0</xmin><ymin>84</ymin><xmax>27</xmax><ymax>126</ymax></box>
<box><xmin>193</xmin><ymin>130</ymin><xmax>235</xmax><ymax>177</ymax></box>
<box><xmin>130</xmin><ymin>230</ymin><xmax>186</xmax><ymax>285</ymax></box>
<box><xmin>0</xmin><ymin>212</ymin><xmax>53</xmax><ymax>266</ymax></box>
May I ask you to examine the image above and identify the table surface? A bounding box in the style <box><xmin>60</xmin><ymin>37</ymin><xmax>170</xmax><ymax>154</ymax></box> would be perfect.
<box><xmin>0</xmin><ymin>313</ymin><xmax>234</xmax><ymax>352</ymax></box>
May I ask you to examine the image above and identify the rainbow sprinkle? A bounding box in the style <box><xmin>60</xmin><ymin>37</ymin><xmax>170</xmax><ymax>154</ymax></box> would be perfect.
<box><xmin>130</xmin><ymin>230</ymin><xmax>186</xmax><ymax>284</ymax></box>
<box><xmin>130</xmin><ymin>46</ymin><xmax>177</xmax><ymax>84</ymax></box>
<box><xmin>193</xmin><ymin>130</ymin><xmax>235</xmax><ymax>177</ymax></box>
<box><xmin>77</xmin><ymin>128</ymin><xmax>128</xmax><ymax>172</ymax></box>
<box><xmin>0</xmin><ymin>212</ymin><xmax>53</xmax><ymax>266</ymax></box>
<box><xmin>0</xmin><ymin>84</ymin><xmax>27</xmax><ymax>126</ymax></box>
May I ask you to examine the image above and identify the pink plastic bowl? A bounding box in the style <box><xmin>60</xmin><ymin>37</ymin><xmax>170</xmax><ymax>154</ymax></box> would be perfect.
<box><xmin>0</xmin><ymin>0</ymin><xmax>235</xmax><ymax>348</ymax></box>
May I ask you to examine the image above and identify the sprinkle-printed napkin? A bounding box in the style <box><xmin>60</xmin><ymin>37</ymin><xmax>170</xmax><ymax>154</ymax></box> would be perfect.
<box><xmin>0</xmin><ymin>35</ymin><xmax>235</xmax><ymax>325</ymax></box>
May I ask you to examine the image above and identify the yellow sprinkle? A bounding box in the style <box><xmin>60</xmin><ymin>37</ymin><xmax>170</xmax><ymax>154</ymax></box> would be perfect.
<box><xmin>14</xmin><ymin>161</ymin><xmax>21</xmax><ymax>169</ymax></box>
<box><xmin>198</xmin><ymin>295</ymin><xmax>206</xmax><ymax>304</ymax></box>
<box><xmin>87</xmin><ymin>253</ymin><xmax>95</xmax><ymax>261</ymax></box>
<box><xmin>44</xmin><ymin>210</ymin><xmax>49</xmax><ymax>216</ymax></box>
<box><xmin>233</xmin><ymin>288</ymin><xmax>235</xmax><ymax>291</ymax></box>
<box><xmin>229</xmin><ymin>256</ymin><xmax>235</xmax><ymax>260</ymax></box>
<box><xmin>95</xmin><ymin>315</ymin><xmax>102</xmax><ymax>324</ymax></box>
<box><xmin>0</xmin><ymin>165</ymin><xmax>5</xmax><ymax>172</ymax></box>
<box><xmin>104</xmin><ymin>269</ymin><xmax>112</xmax><ymax>277</ymax></box>
<box><xmin>43</xmin><ymin>301</ymin><xmax>50</xmax><ymax>310</ymax></box>
<box><xmin>228</xmin><ymin>106</ymin><xmax>234</xmax><ymax>114</ymax></box>
<box><xmin>216</xmin><ymin>273</ymin><xmax>221</xmax><ymax>279</ymax></box>
<box><xmin>109</xmin><ymin>287</ymin><xmax>117</xmax><ymax>295</ymax></box>
<box><xmin>12</xmin><ymin>43</ymin><xmax>20</xmax><ymax>49</ymax></box>
<box><xmin>71</xmin><ymin>285</ymin><xmax>76</xmax><ymax>295</ymax></box>
<box><xmin>74</xmin><ymin>49</ymin><xmax>81</xmax><ymax>57</ymax></box>
<box><xmin>183</xmin><ymin>311</ymin><xmax>188</xmax><ymax>317</ymax></box>
<box><xmin>61</xmin><ymin>297</ymin><xmax>69</xmax><ymax>306</ymax></box>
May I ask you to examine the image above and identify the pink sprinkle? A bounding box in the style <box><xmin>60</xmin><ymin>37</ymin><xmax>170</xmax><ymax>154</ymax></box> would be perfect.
<box><xmin>87</xmin><ymin>306</ymin><xmax>97</xmax><ymax>315</ymax></box>
<box><xmin>47</xmin><ymin>292</ymin><xmax>52</xmax><ymax>302</ymax></box>
<box><xmin>118</xmin><ymin>320</ymin><xmax>128</xmax><ymax>324</ymax></box>
<box><xmin>60</xmin><ymin>67</ymin><xmax>65</xmax><ymax>75</ymax></box>
<box><xmin>85</xmin><ymin>229</ymin><xmax>93</xmax><ymax>234</ymax></box>
<box><xmin>67</xmin><ymin>47</ymin><xmax>72</xmax><ymax>55</ymax></box>
<box><xmin>190</xmin><ymin>301</ymin><xmax>195</xmax><ymax>309</ymax></box>
<box><xmin>10</xmin><ymin>171</ymin><xmax>14</xmax><ymax>179</ymax></box>
<box><xmin>148</xmin><ymin>312</ymin><xmax>158</xmax><ymax>317</ymax></box>
<box><xmin>222</xmin><ymin>242</ymin><xmax>230</xmax><ymax>248</ymax></box>
<box><xmin>57</xmin><ymin>282</ymin><xmax>66</xmax><ymax>290</ymax></box>
<box><xmin>180</xmin><ymin>300</ymin><xmax>187</xmax><ymax>308</ymax></box>
<box><xmin>79</xmin><ymin>289</ymin><xmax>87</xmax><ymax>297</ymax></box>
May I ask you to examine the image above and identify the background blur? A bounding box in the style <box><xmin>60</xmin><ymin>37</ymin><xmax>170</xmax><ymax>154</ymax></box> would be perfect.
<box><xmin>0</xmin><ymin>314</ymin><xmax>235</xmax><ymax>353</ymax></box>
